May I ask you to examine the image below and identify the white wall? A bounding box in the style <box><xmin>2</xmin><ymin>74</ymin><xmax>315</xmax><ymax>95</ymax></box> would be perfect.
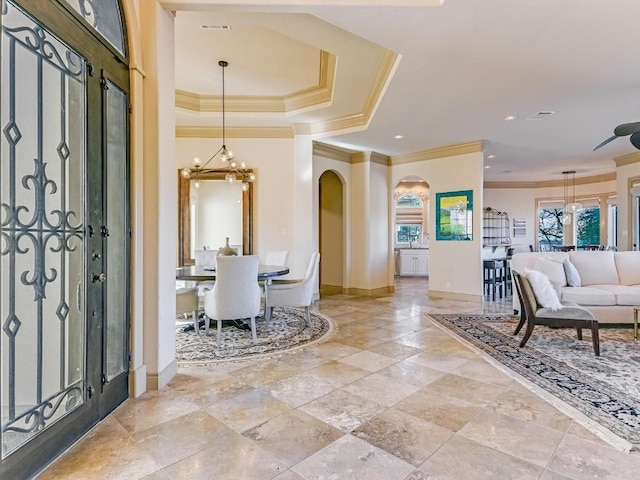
<box><xmin>140</xmin><ymin>1</ymin><xmax>177</xmax><ymax>388</ymax></box>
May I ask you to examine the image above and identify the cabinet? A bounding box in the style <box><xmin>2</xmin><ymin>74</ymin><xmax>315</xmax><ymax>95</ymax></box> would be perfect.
<box><xmin>482</xmin><ymin>207</ymin><xmax>510</xmax><ymax>247</ymax></box>
<box><xmin>399</xmin><ymin>249</ymin><xmax>429</xmax><ymax>276</ymax></box>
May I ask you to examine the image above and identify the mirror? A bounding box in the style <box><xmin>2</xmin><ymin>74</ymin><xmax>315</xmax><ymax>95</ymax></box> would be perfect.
<box><xmin>178</xmin><ymin>169</ymin><xmax>253</xmax><ymax>265</ymax></box>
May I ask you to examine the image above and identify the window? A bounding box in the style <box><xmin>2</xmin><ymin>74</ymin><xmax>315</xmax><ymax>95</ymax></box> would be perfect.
<box><xmin>396</xmin><ymin>194</ymin><xmax>423</xmax><ymax>208</ymax></box>
<box><xmin>575</xmin><ymin>207</ymin><xmax>600</xmax><ymax>247</ymax></box>
<box><xmin>538</xmin><ymin>206</ymin><xmax>564</xmax><ymax>249</ymax></box>
<box><xmin>396</xmin><ymin>224</ymin><xmax>422</xmax><ymax>243</ymax></box>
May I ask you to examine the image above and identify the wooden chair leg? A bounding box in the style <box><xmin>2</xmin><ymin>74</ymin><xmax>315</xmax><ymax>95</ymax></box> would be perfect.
<box><xmin>514</xmin><ymin>309</ymin><xmax>526</xmax><ymax>335</ymax></box>
<box><xmin>217</xmin><ymin>319</ymin><xmax>222</xmax><ymax>347</ymax></box>
<box><xmin>519</xmin><ymin>318</ymin><xmax>536</xmax><ymax>348</ymax></box>
<box><xmin>591</xmin><ymin>323</ymin><xmax>600</xmax><ymax>356</ymax></box>
<box><xmin>304</xmin><ymin>306</ymin><xmax>311</xmax><ymax>327</ymax></box>
<box><xmin>576</xmin><ymin>327</ymin><xmax>583</xmax><ymax>340</ymax></box>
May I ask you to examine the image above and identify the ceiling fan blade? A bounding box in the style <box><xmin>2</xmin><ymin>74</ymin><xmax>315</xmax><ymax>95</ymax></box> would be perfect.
<box><xmin>593</xmin><ymin>135</ymin><xmax>618</xmax><ymax>151</ymax></box>
<box><xmin>631</xmin><ymin>132</ymin><xmax>640</xmax><ymax>150</ymax></box>
<box><xmin>614</xmin><ymin>122</ymin><xmax>640</xmax><ymax>137</ymax></box>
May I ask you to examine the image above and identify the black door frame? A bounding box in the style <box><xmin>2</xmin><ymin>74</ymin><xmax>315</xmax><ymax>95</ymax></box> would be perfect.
<box><xmin>0</xmin><ymin>1</ymin><xmax>130</xmax><ymax>478</ymax></box>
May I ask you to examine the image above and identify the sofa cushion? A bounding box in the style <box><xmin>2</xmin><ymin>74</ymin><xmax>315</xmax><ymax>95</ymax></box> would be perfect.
<box><xmin>614</xmin><ymin>251</ymin><xmax>640</xmax><ymax>286</ymax></box>
<box><xmin>534</xmin><ymin>257</ymin><xmax>567</xmax><ymax>287</ymax></box>
<box><xmin>563</xmin><ymin>259</ymin><xmax>581</xmax><ymax>287</ymax></box>
<box><xmin>560</xmin><ymin>286</ymin><xmax>616</xmax><ymax>306</ymax></box>
<box><xmin>568</xmin><ymin>251</ymin><xmax>619</xmax><ymax>286</ymax></box>
<box><xmin>589</xmin><ymin>284</ymin><xmax>640</xmax><ymax>306</ymax></box>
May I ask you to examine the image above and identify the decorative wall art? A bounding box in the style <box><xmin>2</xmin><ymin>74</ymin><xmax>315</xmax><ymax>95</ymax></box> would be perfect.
<box><xmin>435</xmin><ymin>190</ymin><xmax>473</xmax><ymax>241</ymax></box>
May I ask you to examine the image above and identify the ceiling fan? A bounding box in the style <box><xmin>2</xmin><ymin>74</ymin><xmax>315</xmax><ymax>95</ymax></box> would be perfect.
<box><xmin>593</xmin><ymin>122</ymin><xmax>640</xmax><ymax>151</ymax></box>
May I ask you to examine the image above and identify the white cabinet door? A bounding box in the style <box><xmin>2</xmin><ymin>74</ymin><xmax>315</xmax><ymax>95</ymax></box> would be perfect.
<box><xmin>415</xmin><ymin>253</ymin><xmax>429</xmax><ymax>275</ymax></box>
<box><xmin>400</xmin><ymin>254</ymin><xmax>416</xmax><ymax>275</ymax></box>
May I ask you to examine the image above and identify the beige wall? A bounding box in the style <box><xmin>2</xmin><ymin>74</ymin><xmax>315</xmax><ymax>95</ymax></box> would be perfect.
<box><xmin>392</xmin><ymin>151</ymin><xmax>485</xmax><ymax>299</ymax></box>
<box><xmin>484</xmin><ymin>179</ymin><xmax>617</xmax><ymax>254</ymax></box>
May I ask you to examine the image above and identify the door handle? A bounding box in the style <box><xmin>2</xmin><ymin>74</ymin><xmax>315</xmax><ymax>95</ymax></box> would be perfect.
<box><xmin>92</xmin><ymin>272</ymin><xmax>106</xmax><ymax>283</ymax></box>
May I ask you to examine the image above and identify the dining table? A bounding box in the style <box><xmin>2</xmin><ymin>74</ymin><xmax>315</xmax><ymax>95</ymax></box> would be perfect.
<box><xmin>175</xmin><ymin>264</ymin><xmax>290</xmax><ymax>281</ymax></box>
<box><xmin>176</xmin><ymin>264</ymin><xmax>290</xmax><ymax>333</ymax></box>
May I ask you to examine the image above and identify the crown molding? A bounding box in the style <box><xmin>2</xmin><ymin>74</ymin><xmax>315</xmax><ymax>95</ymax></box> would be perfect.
<box><xmin>371</xmin><ymin>151</ymin><xmax>391</xmax><ymax>166</ymax></box>
<box><xmin>312</xmin><ymin>141</ymin><xmax>357</xmax><ymax>162</ymax></box>
<box><xmin>391</xmin><ymin>140</ymin><xmax>485</xmax><ymax>165</ymax></box>
<box><xmin>309</xmin><ymin>50</ymin><xmax>401</xmax><ymax>136</ymax></box>
<box><xmin>175</xmin><ymin>51</ymin><xmax>335</xmax><ymax>115</ymax></box>
<box><xmin>176</xmin><ymin>126</ymin><xmax>294</xmax><ymax>138</ymax></box>
<box><xmin>484</xmin><ymin>172</ymin><xmax>616</xmax><ymax>189</ymax></box>
<box><xmin>615</xmin><ymin>151</ymin><xmax>640</xmax><ymax>167</ymax></box>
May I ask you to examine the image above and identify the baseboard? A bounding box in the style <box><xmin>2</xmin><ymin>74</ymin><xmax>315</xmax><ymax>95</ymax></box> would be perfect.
<box><xmin>344</xmin><ymin>285</ymin><xmax>395</xmax><ymax>296</ymax></box>
<box><xmin>146</xmin><ymin>359</ymin><xmax>177</xmax><ymax>390</ymax></box>
<box><xmin>321</xmin><ymin>285</ymin><xmax>395</xmax><ymax>296</ymax></box>
<box><xmin>429</xmin><ymin>290</ymin><xmax>482</xmax><ymax>302</ymax></box>
<box><xmin>129</xmin><ymin>363</ymin><xmax>147</xmax><ymax>398</ymax></box>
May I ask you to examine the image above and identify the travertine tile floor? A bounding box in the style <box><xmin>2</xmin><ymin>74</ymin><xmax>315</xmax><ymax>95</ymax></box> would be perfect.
<box><xmin>39</xmin><ymin>278</ymin><xmax>640</xmax><ymax>479</ymax></box>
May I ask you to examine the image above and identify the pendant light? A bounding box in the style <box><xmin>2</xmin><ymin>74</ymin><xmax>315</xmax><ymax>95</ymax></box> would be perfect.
<box><xmin>564</xmin><ymin>170</ymin><xmax>582</xmax><ymax>213</ymax></box>
<box><xmin>181</xmin><ymin>60</ymin><xmax>256</xmax><ymax>191</ymax></box>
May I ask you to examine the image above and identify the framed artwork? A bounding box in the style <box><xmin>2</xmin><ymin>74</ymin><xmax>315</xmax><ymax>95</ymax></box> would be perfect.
<box><xmin>513</xmin><ymin>218</ymin><xmax>527</xmax><ymax>237</ymax></box>
<box><xmin>435</xmin><ymin>190</ymin><xmax>473</xmax><ymax>241</ymax></box>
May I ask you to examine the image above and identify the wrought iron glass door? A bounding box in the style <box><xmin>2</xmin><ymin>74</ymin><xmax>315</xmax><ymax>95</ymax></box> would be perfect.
<box><xmin>0</xmin><ymin>1</ymin><xmax>130</xmax><ymax>477</ymax></box>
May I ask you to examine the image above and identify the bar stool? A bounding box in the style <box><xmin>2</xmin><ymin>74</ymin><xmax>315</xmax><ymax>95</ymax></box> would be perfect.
<box><xmin>483</xmin><ymin>259</ymin><xmax>506</xmax><ymax>301</ymax></box>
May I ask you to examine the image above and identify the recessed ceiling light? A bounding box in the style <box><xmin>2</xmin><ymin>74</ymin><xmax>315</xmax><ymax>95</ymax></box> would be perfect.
<box><xmin>394</xmin><ymin>135</ymin><xmax>404</xmax><ymax>139</ymax></box>
<box><xmin>505</xmin><ymin>115</ymin><xmax>517</xmax><ymax>121</ymax></box>
<box><xmin>486</xmin><ymin>154</ymin><xmax>496</xmax><ymax>159</ymax></box>
<box><xmin>484</xmin><ymin>165</ymin><xmax>492</xmax><ymax>169</ymax></box>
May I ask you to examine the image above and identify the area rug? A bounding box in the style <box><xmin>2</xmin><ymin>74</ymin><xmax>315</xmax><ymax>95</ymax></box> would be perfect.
<box><xmin>426</xmin><ymin>313</ymin><xmax>640</xmax><ymax>453</ymax></box>
<box><xmin>175</xmin><ymin>307</ymin><xmax>335</xmax><ymax>365</ymax></box>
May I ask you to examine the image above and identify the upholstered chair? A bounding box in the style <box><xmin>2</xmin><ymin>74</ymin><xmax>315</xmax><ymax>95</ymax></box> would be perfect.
<box><xmin>176</xmin><ymin>287</ymin><xmax>200</xmax><ymax>334</ymax></box>
<box><xmin>265</xmin><ymin>252</ymin><xmax>320</xmax><ymax>326</ymax></box>
<box><xmin>203</xmin><ymin>255</ymin><xmax>261</xmax><ymax>346</ymax></box>
<box><xmin>194</xmin><ymin>249</ymin><xmax>218</xmax><ymax>297</ymax></box>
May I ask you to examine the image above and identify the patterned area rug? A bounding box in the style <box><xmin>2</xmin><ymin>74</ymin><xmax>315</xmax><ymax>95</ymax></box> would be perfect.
<box><xmin>175</xmin><ymin>307</ymin><xmax>335</xmax><ymax>365</ymax></box>
<box><xmin>427</xmin><ymin>313</ymin><xmax>640</xmax><ymax>453</ymax></box>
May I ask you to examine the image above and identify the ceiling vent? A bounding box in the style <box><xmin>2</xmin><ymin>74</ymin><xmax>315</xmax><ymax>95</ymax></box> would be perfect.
<box><xmin>527</xmin><ymin>110</ymin><xmax>556</xmax><ymax>121</ymax></box>
<box><xmin>201</xmin><ymin>25</ymin><xmax>232</xmax><ymax>30</ymax></box>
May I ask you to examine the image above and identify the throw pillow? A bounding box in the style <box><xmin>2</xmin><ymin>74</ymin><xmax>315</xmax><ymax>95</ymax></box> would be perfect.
<box><xmin>563</xmin><ymin>259</ymin><xmax>582</xmax><ymax>287</ymax></box>
<box><xmin>524</xmin><ymin>268</ymin><xmax>563</xmax><ymax>311</ymax></box>
<box><xmin>534</xmin><ymin>257</ymin><xmax>567</xmax><ymax>287</ymax></box>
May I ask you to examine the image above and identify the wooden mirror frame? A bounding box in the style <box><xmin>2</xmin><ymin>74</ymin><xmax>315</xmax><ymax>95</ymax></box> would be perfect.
<box><xmin>178</xmin><ymin>168</ymin><xmax>253</xmax><ymax>265</ymax></box>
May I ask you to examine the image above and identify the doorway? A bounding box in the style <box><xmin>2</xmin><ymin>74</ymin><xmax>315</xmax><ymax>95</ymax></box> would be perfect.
<box><xmin>319</xmin><ymin>170</ymin><xmax>344</xmax><ymax>292</ymax></box>
<box><xmin>0</xmin><ymin>1</ymin><xmax>130</xmax><ymax>477</ymax></box>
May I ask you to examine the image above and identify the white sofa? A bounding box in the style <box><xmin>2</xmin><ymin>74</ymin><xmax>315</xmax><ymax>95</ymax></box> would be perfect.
<box><xmin>510</xmin><ymin>251</ymin><xmax>640</xmax><ymax>324</ymax></box>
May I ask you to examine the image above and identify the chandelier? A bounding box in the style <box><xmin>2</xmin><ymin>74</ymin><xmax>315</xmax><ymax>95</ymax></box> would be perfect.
<box><xmin>560</xmin><ymin>170</ymin><xmax>582</xmax><ymax>225</ymax></box>
<box><xmin>181</xmin><ymin>60</ymin><xmax>256</xmax><ymax>191</ymax></box>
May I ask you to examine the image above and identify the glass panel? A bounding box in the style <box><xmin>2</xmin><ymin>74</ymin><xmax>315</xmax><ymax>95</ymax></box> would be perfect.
<box><xmin>396</xmin><ymin>194</ymin><xmax>422</xmax><ymax>208</ymax></box>
<box><xmin>63</xmin><ymin>0</ymin><xmax>125</xmax><ymax>56</ymax></box>
<box><xmin>104</xmin><ymin>80</ymin><xmax>127</xmax><ymax>380</ymax></box>
<box><xmin>396</xmin><ymin>224</ymin><xmax>421</xmax><ymax>243</ymax></box>
<box><xmin>1</xmin><ymin>0</ymin><xmax>86</xmax><ymax>457</ymax></box>
<box><xmin>576</xmin><ymin>207</ymin><xmax>600</xmax><ymax>247</ymax></box>
<box><xmin>538</xmin><ymin>207</ymin><xmax>564</xmax><ymax>250</ymax></box>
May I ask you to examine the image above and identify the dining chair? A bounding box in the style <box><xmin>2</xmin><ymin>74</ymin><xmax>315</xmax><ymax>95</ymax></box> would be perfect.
<box><xmin>194</xmin><ymin>249</ymin><xmax>218</xmax><ymax>297</ymax></box>
<box><xmin>176</xmin><ymin>286</ymin><xmax>200</xmax><ymax>334</ymax></box>
<box><xmin>203</xmin><ymin>255</ymin><xmax>261</xmax><ymax>346</ymax></box>
<box><xmin>264</xmin><ymin>252</ymin><xmax>320</xmax><ymax>326</ymax></box>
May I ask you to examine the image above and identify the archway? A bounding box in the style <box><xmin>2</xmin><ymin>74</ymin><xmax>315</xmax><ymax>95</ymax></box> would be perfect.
<box><xmin>319</xmin><ymin>170</ymin><xmax>345</xmax><ymax>292</ymax></box>
<box><xmin>394</xmin><ymin>176</ymin><xmax>430</xmax><ymax>277</ymax></box>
